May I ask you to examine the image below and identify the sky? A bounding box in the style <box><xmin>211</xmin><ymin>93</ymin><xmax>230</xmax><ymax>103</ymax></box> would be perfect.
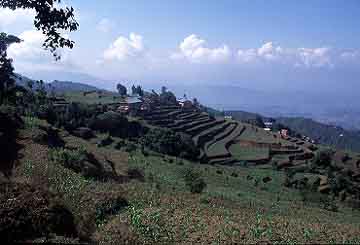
<box><xmin>2</xmin><ymin>0</ymin><xmax>360</xmax><ymax>93</ymax></box>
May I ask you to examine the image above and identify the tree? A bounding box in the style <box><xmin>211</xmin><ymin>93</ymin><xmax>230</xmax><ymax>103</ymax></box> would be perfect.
<box><xmin>193</xmin><ymin>98</ymin><xmax>199</xmax><ymax>107</ymax></box>
<box><xmin>136</xmin><ymin>85</ymin><xmax>144</xmax><ymax>96</ymax></box>
<box><xmin>159</xmin><ymin>90</ymin><xmax>177</xmax><ymax>105</ymax></box>
<box><xmin>0</xmin><ymin>33</ymin><xmax>21</xmax><ymax>104</ymax></box>
<box><xmin>161</xmin><ymin>86</ymin><xmax>167</xmax><ymax>94</ymax></box>
<box><xmin>131</xmin><ymin>84</ymin><xmax>144</xmax><ymax>96</ymax></box>
<box><xmin>0</xmin><ymin>0</ymin><xmax>79</xmax><ymax>59</ymax></box>
<box><xmin>131</xmin><ymin>85</ymin><xmax>136</xmax><ymax>95</ymax></box>
<box><xmin>116</xmin><ymin>83</ymin><xmax>127</xmax><ymax>96</ymax></box>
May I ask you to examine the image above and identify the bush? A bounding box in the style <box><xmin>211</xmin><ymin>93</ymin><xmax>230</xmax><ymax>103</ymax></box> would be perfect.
<box><xmin>124</xmin><ymin>143</ymin><xmax>137</xmax><ymax>153</ymax></box>
<box><xmin>182</xmin><ymin>168</ymin><xmax>207</xmax><ymax>194</ymax></box>
<box><xmin>89</xmin><ymin>112</ymin><xmax>147</xmax><ymax>138</ymax></box>
<box><xmin>115</xmin><ymin>139</ymin><xmax>126</xmax><ymax>150</ymax></box>
<box><xmin>0</xmin><ymin>182</ymin><xmax>77</xmax><ymax>242</ymax></box>
<box><xmin>72</xmin><ymin>127</ymin><xmax>94</xmax><ymax>139</ymax></box>
<box><xmin>312</xmin><ymin>149</ymin><xmax>334</xmax><ymax>168</ymax></box>
<box><xmin>95</xmin><ymin>196</ymin><xmax>128</xmax><ymax>226</ymax></box>
<box><xmin>0</xmin><ymin>105</ymin><xmax>23</xmax><ymax>177</ymax></box>
<box><xmin>49</xmin><ymin>148</ymin><xmax>87</xmax><ymax>172</ymax></box>
<box><xmin>97</xmin><ymin>135</ymin><xmax>114</xmax><ymax>147</ymax></box>
<box><xmin>48</xmin><ymin>102</ymin><xmax>98</xmax><ymax>131</ymax></box>
<box><xmin>140</xmin><ymin>128</ymin><xmax>199</xmax><ymax>160</ymax></box>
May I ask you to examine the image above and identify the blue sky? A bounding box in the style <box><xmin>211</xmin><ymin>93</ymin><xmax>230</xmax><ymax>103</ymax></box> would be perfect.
<box><xmin>2</xmin><ymin>0</ymin><xmax>360</xmax><ymax>93</ymax></box>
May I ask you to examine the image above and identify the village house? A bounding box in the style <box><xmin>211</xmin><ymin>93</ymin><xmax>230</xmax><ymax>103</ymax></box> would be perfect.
<box><xmin>117</xmin><ymin>95</ymin><xmax>143</xmax><ymax>114</ymax></box>
<box><xmin>280</xmin><ymin>129</ymin><xmax>289</xmax><ymax>138</ymax></box>
<box><xmin>177</xmin><ymin>97</ymin><xmax>193</xmax><ymax>109</ymax></box>
<box><xmin>264</xmin><ymin>122</ymin><xmax>273</xmax><ymax>128</ymax></box>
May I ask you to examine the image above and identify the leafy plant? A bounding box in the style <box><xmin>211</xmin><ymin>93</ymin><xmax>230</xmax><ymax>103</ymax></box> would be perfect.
<box><xmin>182</xmin><ymin>168</ymin><xmax>207</xmax><ymax>194</ymax></box>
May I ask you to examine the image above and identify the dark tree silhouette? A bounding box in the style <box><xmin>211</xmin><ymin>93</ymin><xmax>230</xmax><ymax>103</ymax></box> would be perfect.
<box><xmin>117</xmin><ymin>83</ymin><xmax>127</xmax><ymax>96</ymax></box>
<box><xmin>131</xmin><ymin>84</ymin><xmax>144</xmax><ymax>96</ymax></box>
<box><xmin>0</xmin><ymin>33</ymin><xmax>21</xmax><ymax>104</ymax></box>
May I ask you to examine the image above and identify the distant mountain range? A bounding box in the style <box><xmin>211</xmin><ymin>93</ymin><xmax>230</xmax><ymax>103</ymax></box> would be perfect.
<box><xmin>14</xmin><ymin>74</ymin><xmax>101</xmax><ymax>93</ymax></box>
<box><xmin>167</xmin><ymin>84</ymin><xmax>360</xmax><ymax>131</ymax></box>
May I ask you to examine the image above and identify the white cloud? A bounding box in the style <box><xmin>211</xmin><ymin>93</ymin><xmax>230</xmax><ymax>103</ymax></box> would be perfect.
<box><xmin>237</xmin><ymin>42</ymin><xmax>335</xmax><ymax>67</ymax></box>
<box><xmin>340</xmin><ymin>50</ymin><xmax>360</xmax><ymax>61</ymax></box>
<box><xmin>257</xmin><ymin>42</ymin><xmax>283</xmax><ymax>61</ymax></box>
<box><xmin>8</xmin><ymin>30</ymin><xmax>48</xmax><ymax>60</ymax></box>
<box><xmin>103</xmin><ymin>33</ymin><xmax>145</xmax><ymax>61</ymax></box>
<box><xmin>237</xmin><ymin>49</ymin><xmax>257</xmax><ymax>63</ymax></box>
<box><xmin>172</xmin><ymin>34</ymin><xmax>231</xmax><ymax>63</ymax></box>
<box><xmin>296</xmin><ymin>47</ymin><xmax>332</xmax><ymax>67</ymax></box>
<box><xmin>96</xmin><ymin>18</ymin><xmax>114</xmax><ymax>33</ymax></box>
<box><xmin>7</xmin><ymin>30</ymin><xmax>77</xmax><ymax>72</ymax></box>
<box><xmin>0</xmin><ymin>8</ymin><xmax>35</xmax><ymax>29</ymax></box>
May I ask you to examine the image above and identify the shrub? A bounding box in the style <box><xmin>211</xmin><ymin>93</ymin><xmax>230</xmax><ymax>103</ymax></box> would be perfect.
<box><xmin>182</xmin><ymin>168</ymin><xmax>207</xmax><ymax>194</ymax></box>
<box><xmin>89</xmin><ymin>112</ymin><xmax>147</xmax><ymax>138</ymax></box>
<box><xmin>72</xmin><ymin>127</ymin><xmax>94</xmax><ymax>139</ymax></box>
<box><xmin>0</xmin><ymin>182</ymin><xmax>77</xmax><ymax>242</ymax></box>
<box><xmin>49</xmin><ymin>148</ymin><xmax>87</xmax><ymax>172</ymax></box>
<box><xmin>97</xmin><ymin>135</ymin><xmax>114</xmax><ymax>147</ymax></box>
<box><xmin>312</xmin><ymin>149</ymin><xmax>334</xmax><ymax>168</ymax></box>
<box><xmin>115</xmin><ymin>139</ymin><xmax>126</xmax><ymax>150</ymax></box>
<box><xmin>95</xmin><ymin>196</ymin><xmax>128</xmax><ymax>226</ymax></box>
<box><xmin>140</xmin><ymin>128</ymin><xmax>199</xmax><ymax>160</ymax></box>
<box><xmin>0</xmin><ymin>105</ymin><xmax>23</xmax><ymax>178</ymax></box>
<box><xmin>231</xmin><ymin>172</ymin><xmax>238</xmax><ymax>178</ymax></box>
<box><xmin>124</xmin><ymin>143</ymin><xmax>137</xmax><ymax>153</ymax></box>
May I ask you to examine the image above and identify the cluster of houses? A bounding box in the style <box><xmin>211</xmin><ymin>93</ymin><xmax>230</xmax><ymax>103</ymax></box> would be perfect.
<box><xmin>116</xmin><ymin>94</ymin><xmax>195</xmax><ymax>114</ymax></box>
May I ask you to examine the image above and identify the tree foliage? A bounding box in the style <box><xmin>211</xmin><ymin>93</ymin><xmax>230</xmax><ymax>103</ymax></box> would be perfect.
<box><xmin>116</xmin><ymin>83</ymin><xmax>127</xmax><ymax>96</ymax></box>
<box><xmin>140</xmin><ymin>128</ymin><xmax>199</xmax><ymax>160</ymax></box>
<box><xmin>131</xmin><ymin>85</ymin><xmax>144</xmax><ymax>96</ymax></box>
<box><xmin>0</xmin><ymin>33</ymin><xmax>21</xmax><ymax>104</ymax></box>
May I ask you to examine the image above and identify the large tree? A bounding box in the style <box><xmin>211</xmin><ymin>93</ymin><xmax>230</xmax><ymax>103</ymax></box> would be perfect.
<box><xmin>0</xmin><ymin>33</ymin><xmax>21</xmax><ymax>104</ymax></box>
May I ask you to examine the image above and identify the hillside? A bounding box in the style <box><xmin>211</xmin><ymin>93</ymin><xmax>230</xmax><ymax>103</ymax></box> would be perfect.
<box><xmin>2</xmin><ymin>107</ymin><xmax>360</xmax><ymax>243</ymax></box>
<box><xmin>277</xmin><ymin>117</ymin><xmax>360</xmax><ymax>152</ymax></box>
<box><xmin>14</xmin><ymin>74</ymin><xmax>101</xmax><ymax>93</ymax></box>
<box><xmin>2</xmin><ymin>80</ymin><xmax>360</xmax><ymax>243</ymax></box>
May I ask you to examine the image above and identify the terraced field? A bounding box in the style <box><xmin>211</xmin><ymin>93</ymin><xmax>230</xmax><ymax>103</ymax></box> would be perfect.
<box><xmin>142</xmin><ymin>106</ymin><xmax>329</xmax><ymax>167</ymax></box>
<box><xmin>143</xmin><ymin>107</ymin><xmax>239</xmax><ymax>164</ymax></box>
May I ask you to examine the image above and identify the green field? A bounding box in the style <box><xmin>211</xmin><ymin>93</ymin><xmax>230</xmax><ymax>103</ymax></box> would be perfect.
<box><xmin>229</xmin><ymin>144</ymin><xmax>270</xmax><ymax>161</ymax></box>
<box><xmin>63</xmin><ymin>91</ymin><xmax>122</xmax><ymax>104</ymax></box>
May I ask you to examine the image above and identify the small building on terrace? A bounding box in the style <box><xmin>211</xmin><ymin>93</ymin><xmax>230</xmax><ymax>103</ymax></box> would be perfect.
<box><xmin>117</xmin><ymin>95</ymin><xmax>143</xmax><ymax>114</ymax></box>
<box><xmin>177</xmin><ymin>97</ymin><xmax>193</xmax><ymax>109</ymax></box>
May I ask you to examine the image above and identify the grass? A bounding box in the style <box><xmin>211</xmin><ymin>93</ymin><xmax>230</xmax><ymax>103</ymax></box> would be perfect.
<box><xmin>63</xmin><ymin>91</ymin><xmax>123</xmax><ymax>105</ymax></box>
<box><xmin>206</xmin><ymin>124</ymin><xmax>244</xmax><ymax>158</ymax></box>
<box><xmin>121</xmin><ymin>150</ymin><xmax>360</xmax><ymax>243</ymax></box>
<box><xmin>13</xmin><ymin>112</ymin><xmax>360</xmax><ymax>243</ymax></box>
<box><xmin>237</xmin><ymin>123</ymin><xmax>289</xmax><ymax>145</ymax></box>
<box><xmin>229</xmin><ymin>144</ymin><xmax>270</xmax><ymax>161</ymax></box>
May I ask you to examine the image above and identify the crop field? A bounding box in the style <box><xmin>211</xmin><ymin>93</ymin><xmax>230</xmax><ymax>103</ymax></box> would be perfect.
<box><xmin>237</xmin><ymin>124</ymin><xmax>289</xmax><ymax>145</ymax></box>
<box><xmin>121</xmin><ymin>150</ymin><xmax>360</xmax><ymax>243</ymax></box>
<box><xmin>206</xmin><ymin>124</ymin><xmax>244</xmax><ymax>159</ymax></box>
<box><xmin>63</xmin><ymin>91</ymin><xmax>122</xmax><ymax>105</ymax></box>
<box><xmin>229</xmin><ymin>144</ymin><xmax>270</xmax><ymax>161</ymax></box>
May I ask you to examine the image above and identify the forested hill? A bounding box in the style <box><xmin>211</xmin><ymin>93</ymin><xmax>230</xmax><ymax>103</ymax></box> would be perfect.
<box><xmin>276</xmin><ymin>117</ymin><xmax>360</xmax><ymax>152</ymax></box>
